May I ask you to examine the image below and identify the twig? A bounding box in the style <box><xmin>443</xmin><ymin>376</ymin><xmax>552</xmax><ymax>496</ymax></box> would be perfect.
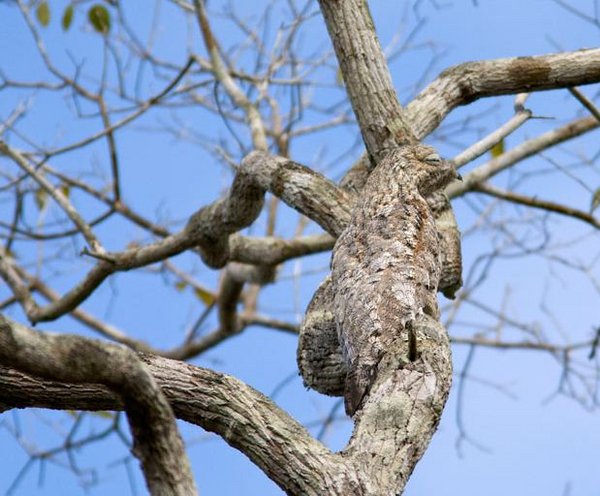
<box><xmin>451</xmin><ymin>335</ymin><xmax>593</xmax><ymax>353</ymax></box>
<box><xmin>192</xmin><ymin>0</ymin><xmax>268</xmax><ymax>150</ymax></box>
<box><xmin>46</xmin><ymin>57</ymin><xmax>195</xmax><ymax>157</ymax></box>
<box><xmin>473</xmin><ymin>183</ymin><xmax>600</xmax><ymax>229</ymax></box>
<box><xmin>0</xmin><ymin>141</ymin><xmax>104</xmax><ymax>253</ymax></box>
<box><xmin>453</xmin><ymin>107</ymin><xmax>532</xmax><ymax>168</ymax></box>
<box><xmin>568</xmin><ymin>87</ymin><xmax>600</xmax><ymax>122</ymax></box>
<box><xmin>447</xmin><ymin>116</ymin><xmax>600</xmax><ymax>198</ymax></box>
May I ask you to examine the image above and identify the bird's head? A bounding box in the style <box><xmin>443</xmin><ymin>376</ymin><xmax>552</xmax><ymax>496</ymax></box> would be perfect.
<box><xmin>393</xmin><ymin>144</ymin><xmax>460</xmax><ymax>195</ymax></box>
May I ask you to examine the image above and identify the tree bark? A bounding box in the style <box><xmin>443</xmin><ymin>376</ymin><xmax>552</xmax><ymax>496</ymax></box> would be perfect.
<box><xmin>318</xmin><ymin>0</ymin><xmax>417</xmax><ymax>164</ymax></box>
<box><xmin>2</xmin><ymin>2</ymin><xmax>600</xmax><ymax>495</ymax></box>
<box><xmin>0</xmin><ymin>316</ymin><xmax>197</xmax><ymax>495</ymax></box>
<box><xmin>0</xmin><ymin>334</ymin><xmax>364</xmax><ymax>495</ymax></box>
<box><xmin>407</xmin><ymin>48</ymin><xmax>600</xmax><ymax>140</ymax></box>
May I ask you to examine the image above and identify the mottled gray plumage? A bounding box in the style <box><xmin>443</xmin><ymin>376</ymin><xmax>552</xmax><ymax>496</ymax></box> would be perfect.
<box><xmin>296</xmin><ymin>275</ymin><xmax>346</xmax><ymax>396</ymax></box>
<box><xmin>427</xmin><ymin>191</ymin><xmax>462</xmax><ymax>299</ymax></box>
<box><xmin>332</xmin><ymin>144</ymin><xmax>458</xmax><ymax>416</ymax></box>
<box><xmin>297</xmin><ymin>183</ymin><xmax>462</xmax><ymax>396</ymax></box>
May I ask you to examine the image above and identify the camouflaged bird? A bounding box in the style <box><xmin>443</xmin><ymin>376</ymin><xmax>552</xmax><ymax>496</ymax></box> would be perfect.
<box><xmin>331</xmin><ymin>144</ymin><xmax>459</xmax><ymax>416</ymax></box>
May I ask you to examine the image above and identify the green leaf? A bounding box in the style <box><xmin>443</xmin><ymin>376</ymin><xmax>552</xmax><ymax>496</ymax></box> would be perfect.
<box><xmin>36</xmin><ymin>1</ymin><xmax>50</xmax><ymax>27</ymax></box>
<box><xmin>59</xmin><ymin>183</ymin><xmax>70</xmax><ymax>198</ymax></box>
<box><xmin>3</xmin><ymin>247</ymin><xmax>16</xmax><ymax>260</ymax></box>
<box><xmin>88</xmin><ymin>4</ymin><xmax>111</xmax><ymax>34</ymax></box>
<box><xmin>62</xmin><ymin>5</ymin><xmax>74</xmax><ymax>31</ymax></box>
<box><xmin>92</xmin><ymin>411</ymin><xmax>114</xmax><ymax>419</ymax></box>
<box><xmin>34</xmin><ymin>187</ymin><xmax>48</xmax><ymax>210</ymax></box>
<box><xmin>591</xmin><ymin>188</ymin><xmax>600</xmax><ymax>213</ymax></box>
<box><xmin>490</xmin><ymin>139</ymin><xmax>505</xmax><ymax>158</ymax></box>
<box><xmin>194</xmin><ymin>287</ymin><xmax>215</xmax><ymax>306</ymax></box>
<box><xmin>175</xmin><ymin>280</ymin><xmax>187</xmax><ymax>292</ymax></box>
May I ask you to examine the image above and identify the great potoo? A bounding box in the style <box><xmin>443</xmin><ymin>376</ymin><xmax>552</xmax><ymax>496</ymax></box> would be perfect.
<box><xmin>331</xmin><ymin>144</ymin><xmax>459</xmax><ymax>416</ymax></box>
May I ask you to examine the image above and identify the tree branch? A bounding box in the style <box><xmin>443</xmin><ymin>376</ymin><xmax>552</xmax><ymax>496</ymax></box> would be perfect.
<box><xmin>407</xmin><ymin>48</ymin><xmax>600</xmax><ymax>139</ymax></box>
<box><xmin>236</xmin><ymin>151</ymin><xmax>351</xmax><ymax>237</ymax></box>
<box><xmin>446</xmin><ymin>116</ymin><xmax>600</xmax><ymax>199</ymax></box>
<box><xmin>0</xmin><ymin>140</ymin><xmax>104</xmax><ymax>253</ymax></box>
<box><xmin>0</xmin><ymin>151</ymin><xmax>347</xmax><ymax>324</ymax></box>
<box><xmin>228</xmin><ymin>233</ymin><xmax>334</xmax><ymax>265</ymax></box>
<box><xmin>0</xmin><ymin>316</ymin><xmax>196</xmax><ymax>495</ymax></box>
<box><xmin>0</xmin><ymin>328</ymin><xmax>362</xmax><ymax>495</ymax></box>
<box><xmin>193</xmin><ymin>0</ymin><xmax>268</xmax><ymax>150</ymax></box>
<box><xmin>453</xmin><ymin>105</ymin><xmax>532</xmax><ymax>168</ymax></box>
<box><xmin>568</xmin><ymin>87</ymin><xmax>600</xmax><ymax>122</ymax></box>
<box><xmin>318</xmin><ymin>0</ymin><xmax>417</xmax><ymax>163</ymax></box>
<box><xmin>473</xmin><ymin>182</ymin><xmax>600</xmax><ymax>229</ymax></box>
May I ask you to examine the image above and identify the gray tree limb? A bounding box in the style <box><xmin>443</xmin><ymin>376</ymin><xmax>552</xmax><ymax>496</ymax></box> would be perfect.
<box><xmin>318</xmin><ymin>0</ymin><xmax>417</xmax><ymax>164</ymax></box>
<box><xmin>0</xmin><ymin>316</ymin><xmax>197</xmax><ymax>495</ymax></box>
<box><xmin>0</xmin><ymin>326</ymin><xmax>364</xmax><ymax>495</ymax></box>
<box><xmin>0</xmin><ymin>151</ymin><xmax>348</xmax><ymax>324</ymax></box>
<box><xmin>407</xmin><ymin>48</ymin><xmax>600</xmax><ymax>139</ymax></box>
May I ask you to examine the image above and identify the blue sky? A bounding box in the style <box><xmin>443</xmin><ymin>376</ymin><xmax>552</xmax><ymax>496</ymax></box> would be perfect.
<box><xmin>0</xmin><ymin>0</ymin><xmax>599</xmax><ymax>494</ymax></box>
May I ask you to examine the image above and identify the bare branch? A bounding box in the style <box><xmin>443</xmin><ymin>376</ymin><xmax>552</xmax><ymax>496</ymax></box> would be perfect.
<box><xmin>46</xmin><ymin>58</ymin><xmax>195</xmax><ymax>157</ymax></box>
<box><xmin>453</xmin><ymin>107</ymin><xmax>532</xmax><ymax>168</ymax></box>
<box><xmin>236</xmin><ymin>151</ymin><xmax>352</xmax><ymax>237</ymax></box>
<box><xmin>0</xmin><ymin>140</ymin><xmax>104</xmax><ymax>253</ymax></box>
<box><xmin>18</xmin><ymin>266</ymin><xmax>157</xmax><ymax>352</ymax></box>
<box><xmin>0</xmin><ymin>340</ymin><xmax>361</xmax><ymax>495</ymax></box>
<box><xmin>228</xmin><ymin>233</ymin><xmax>334</xmax><ymax>265</ymax></box>
<box><xmin>0</xmin><ymin>151</ymin><xmax>347</xmax><ymax>324</ymax></box>
<box><xmin>0</xmin><ymin>316</ymin><xmax>197</xmax><ymax>495</ymax></box>
<box><xmin>451</xmin><ymin>335</ymin><xmax>593</xmax><ymax>353</ymax></box>
<box><xmin>241</xmin><ymin>313</ymin><xmax>299</xmax><ymax>334</ymax></box>
<box><xmin>318</xmin><ymin>0</ymin><xmax>417</xmax><ymax>162</ymax></box>
<box><xmin>473</xmin><ymin>182</ymin><xmax>600</xmax><ymax>229</ymax></box>
<box><xmin>192</xmin><ymin>0</ymin><xmax>268</xmax><ymax>150</ymax></box>
<box><xmin>447</xmin><ymin>116</ymin><xmax>600</xmax><ymax>198</ymax></box>
<box><xmin>407</xmin><ymin>48</ymin><xmax>600</xmax><ymax>139</ymax></box>
<box><xmin>568</xmin><ymin>87</ymin><xmax>600</xmax><ymax>122</ymax></box>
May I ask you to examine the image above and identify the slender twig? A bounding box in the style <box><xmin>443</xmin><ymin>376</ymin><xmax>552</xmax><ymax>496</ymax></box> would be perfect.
<box><xmin>568</xmin><ymin>87</ymin><xmax>600</xmax><ymax>122</ymax></box>
<box><xmin>451</xmin><ymin>335</ymin><xmax>593</xmax><ymax>353</ymax></box>
<box><xmin>453</xmin><ymin>108</ymin><xmax>532</xmax><ymax>168</ymax></box>
<box><xmin>447</xmin><ymin>116</ymin><xmax>600</xmax><ymax>198</ymax></box>
<box><xmin>192</xmin><ymin>0</ymin><xmax>268</xmax><ymax>150</ymax></box>
<box><xmin>46</xmin><ymin>57</ymin><xmax>195</xmax><ymax>157</ymax></box>
<box><xmin>0</xmin><ymin>141</ymin><xmax>104</xmax><ymax>252</ymax></box>
<box><xmin>473</xmin><ymin>183</ymin><xmax>600</xmax><ymax>229</ymax></box>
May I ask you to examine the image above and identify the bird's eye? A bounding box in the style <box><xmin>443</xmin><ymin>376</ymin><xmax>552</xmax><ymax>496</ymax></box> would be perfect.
<box><xmin>423</xmin><ymin>153</ymin><xmax>442</xmax><ymax>164</ymax></box>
